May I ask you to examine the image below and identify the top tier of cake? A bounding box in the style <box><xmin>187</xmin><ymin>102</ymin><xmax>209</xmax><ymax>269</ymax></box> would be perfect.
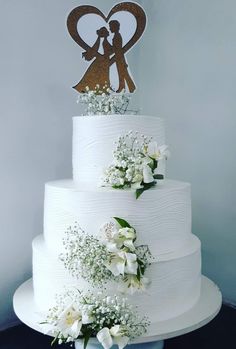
<box><xmin>73</xmin><ymin>114</ymin><xmax>165</xmax><ymax>185</ymax></box>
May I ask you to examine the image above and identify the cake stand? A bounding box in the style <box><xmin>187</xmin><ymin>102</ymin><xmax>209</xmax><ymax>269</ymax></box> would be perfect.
<box><xmin>13</xmin><ymin>276</ymin><xmax>222</xmax><ymax>349</ymax></box>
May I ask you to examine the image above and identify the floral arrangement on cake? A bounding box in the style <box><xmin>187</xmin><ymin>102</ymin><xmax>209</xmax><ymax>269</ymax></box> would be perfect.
<box><xmin>60</xmin><ymin>218</ymin><xmax>152</xmax><ymax>294</ymax></box>
<box><xmin>101</xmin><ymin>131</ymin><xmax>170</xmax><ymax>198</ymax></box>
<box><xmin>41</xmin><ymin>289</ymin><xmax>149</xmax><ymax>348</ymax></box>
<box><xmin>78</xmin><ymin>85</ymin><xmax>131</xmax><ymax>115</ymax></box>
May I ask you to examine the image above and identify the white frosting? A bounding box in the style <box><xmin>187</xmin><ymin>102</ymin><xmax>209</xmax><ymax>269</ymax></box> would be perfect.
<box><xmin>30</xmin><ymin>113</ymin><xmax>203</xmax><ymax>324</ymax></box>
<box><xmin>32</xmin><ymin>234</ymin><xmax>201</xmax><ymax>322</ymax></box>
<box><xmin>72</xmin><ymin>115</ymin><xmax>165</xmax><ymax>185</ymax></box>
<box><xmin>44</xmin><ymin>179</ymin><xmax>192</xmax><ymax>257</ymax></box>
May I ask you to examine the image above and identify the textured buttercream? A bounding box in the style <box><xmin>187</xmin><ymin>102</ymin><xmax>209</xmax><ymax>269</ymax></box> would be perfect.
<box><xmin>33</xmin><ymin>234</ymin><xmax>201</xmax><ymax>322</ymax></box>
<box><xmin>44</xmin><ymin>179</ymin><xmax>192</xmax><ymax>257</ymax></box>
<box><xmin>73</xmin><ymin>115</ymin><xmax>165</xmax><ymax>185</ymax></box>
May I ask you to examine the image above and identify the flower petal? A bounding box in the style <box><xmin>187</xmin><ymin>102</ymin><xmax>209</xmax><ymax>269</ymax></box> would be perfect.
<box><xmin>142</xmin><ymin>165</ymin><xmax>154</xmax><ymax>184</ymax></box>
<box><xmin>123</xmin><ymin>239</ymin><xmax>135</xmax><ymax>251</ymax></box>
<box><xmin>69</xmin><ymin>319</ymin><xmax>82</xmax><ymax>338</ymax></box>
<box><xmin>97</xmin><ymin>328</ymin><xmax>113</xmax><ymax>349</ymax></box>
<box><xmin>147</xmin><ymin>141</ymin><xmax>158</xmax><ymax>159</ymax></box>
<box><xmin>113</xmin><ymin>336</ymin><xmax>129</xmax><ymax>349</ymax></box>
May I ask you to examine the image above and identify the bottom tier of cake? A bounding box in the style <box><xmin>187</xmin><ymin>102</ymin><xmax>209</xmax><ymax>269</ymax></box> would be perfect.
<box><xmin>32</xmin><ymin>234</ymin><xmax>201</xmax><ymax>322</ymax></box>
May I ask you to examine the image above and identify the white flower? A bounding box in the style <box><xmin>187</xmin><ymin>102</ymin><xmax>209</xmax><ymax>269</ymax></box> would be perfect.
<box><xmin>118</xmin><ymin>228</ymin><xmax>136</xmax><ymax>240</ymax></box>
<box><xmin>118</xmin><ymin>228</ymin><xmax>136</xmax><ymax>251</ymax></box>
<box><xmin>132</xmin><ymin>172</ymin><xmax>143</xmax><ymax>184</ymax></box>
<box><xmin>101</xmin><ymin>224</ymin><xmax>136</xmax><ymax>252</ymax></box>
<box><xmin>124</xmin><ymin>252</ymin><xmax>138</xmax><ymax>274</ymax></box>
<box><xmin>106</xmin><ymin>251</ymin><xmax>138</xmax><ymax>276</ymax></box>
<box><xmin>110</xmin><ymin>325</ymin><xmax>129</xmax><ymax>349</ymax></box>
<box><xmin>97</xmin><ymin>326</ymin><xmax>129</xmax><ymax>349</ymax></box>
<box><xmin>121</xmin><ymin>275</ymin><xmax>151</xmax><ymax>295</ymax></box>
<box><xmin>57</xmin><ymin>304</ymin><xmax>82</xmax><ymax>339</ymax></box>
<box><xmin>97</xmin><ymin>327</ymin><xmax>113</xmax><ymax>349</ymax></box>
<box><xmin>142</xmin><ymin>164</ymin><xmax>154</xmax><ymax>183</ymax></box>
<box><xmin>100</xmin><ymin>222</ymin><xmax>119</xmax><ymax>242</ymax></box>
<box><xmin>81</xmin><ymin>305</ymin><xmax>94</xmax><ymax>324</ymax></box>
<box><xmin>123</xmin><ymin>239</ymin><xmax>135</xmax><ymax>251</ymax></box>
<box><xmin>146</xmin><ymin>142</ymin><xmax>170</xmax><ymax>160</ymax></box>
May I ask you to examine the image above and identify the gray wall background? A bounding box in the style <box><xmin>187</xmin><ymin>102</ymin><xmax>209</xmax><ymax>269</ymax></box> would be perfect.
<box><xmin>139</xmin><ymin>0</ymin><xmax>236</xmax><ymax>304</ymax></box>
<box><xmin>0</xmin><ymin>0</ymin><xmax>235</xmax><ymax>330</ymax></box>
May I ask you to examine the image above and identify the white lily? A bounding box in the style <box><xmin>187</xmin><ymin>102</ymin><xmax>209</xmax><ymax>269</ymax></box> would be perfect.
<box><xmin>102</xmin><ymin>224</ymin><xmax>137</xmax><ymax>252</ymax></box>
<box><xmin>123</xmin><ymin>238</ymin><xmax>136</xmax><ymax>251</ymax></box>
<box><xmin>110</xmin><ymin>325</ymin><xmax>129</xmax><ymax>349</ymax></box>
<box><xmin>132</xmin><ymin>172</ymin><xmax>143</xmax><ymax>185</ymax></box>
<box><xmin>118</xmin><ymin>228</ymin><xmax>136</xmax><ymax>251</ymax></box>
<box><xmin>97</xmin><ymin>327</ymin><xmax>113</xmax><ymax>349</ymax></box>
<box><xmin>57</xmin><ymin>303</ymin><xmax>82</xmax><ymax>339</ymax></box>
<box><xmin>142</xmin><ymin>164</ymin><xmax>154</xmax><ymax>183</ymax></box>
<box><xmin>97</xmin><ymin>326</ymin><xmax>129</xmax><ymax>349</ymax></box>
<box><xmin>157</xmin><ymin>144</ymin><xmax>170</xmax><ymax>160</ymax></box>
<box><xmin>118</xmin><ymin>228</ymin><xmax>136</xmax><ymax>240</ymax></box>
<box><xmin>146</xmin><ymin>142</ymin><xmax>170</xmax><ymax>160</ymax></box>
<box><xmin>81</xmin><ymin>305</ymin><xmax>94</xmax><ymax>324</ymax></box>
<box><xmin>124</xmin><ymin>252</ymin><xmax>138</xmax><ymax>274</ymax></box>
<box><xmin>106</xmin><ymin>251</ymin><xmax>138</xmax><ymax>276</ymax></box>
<box><xmin>121</xmin><ymin>275</ymin><xmax>151</xmax><ymax>295</ymax></box>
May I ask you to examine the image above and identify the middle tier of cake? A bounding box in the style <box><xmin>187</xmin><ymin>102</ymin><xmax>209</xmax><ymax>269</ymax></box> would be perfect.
<box><xmin>44</xmin><ymin>179</ymin><xmax>192</xmax><ymax>257</ymax></box>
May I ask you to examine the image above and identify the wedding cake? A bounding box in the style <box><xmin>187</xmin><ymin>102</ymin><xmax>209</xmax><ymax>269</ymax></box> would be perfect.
<box><xmin>32</xmin><ymin>112</ymin><xmax>202</xmax><ymax>346</ymax></box>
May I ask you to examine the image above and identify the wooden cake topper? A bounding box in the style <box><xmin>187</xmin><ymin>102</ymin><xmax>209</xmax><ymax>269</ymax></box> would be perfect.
<box><xmin>67</xmin><ymin>2</ymin><xmax>146</xmax><ymax>93</ymax></box>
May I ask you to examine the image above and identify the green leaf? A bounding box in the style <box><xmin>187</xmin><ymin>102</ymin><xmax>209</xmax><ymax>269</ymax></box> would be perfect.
<box><xmin>153</xmin><ymin>174</ymin><xmax>164</xmax><ymax>180</ymax></box>
<box><xmin>148</xmin><ymin>158</ymin><xmax>158</xmax><ymax>171</ymax></box>
<box><xmin>152</xmin><ymin>159</ymin><xmax>158</xmax><ymax>171</ymax></box>
<box><xmin>83</xmin><ymin>331</ymin><xmax>91</xmax><ymax>349</ymax></box>
<box><xmin>137</xmin><ymin>266</ymin><xmax>141</xmax><ymax>281</ymax></box>
<box><xmin>113</xmin><ymin>217</ymin><xmax>131</xmax><ymax>228</ymax></box>
<box><xmin>112</xmin><ymin>185</ymin><xmax>124</xmax><ymax>189</ymax></box>
<box><xmin>136</xmin><ymin>188</ymin><xmax>145</xmax><ymax>199</ymax></box>
<box><xmin>135</xmin><ymin>181</ymin><xmax>156</xmax><ymax>199</ymax></box>
<box><xmin>51</xmin><ymin>333</ymin><xmax>59</xmax><ymax>346</ymax></box>
<box><xmin>137</xmin><ymin>258</ymin><xmax>146</xmax><ymax>275</ymax></box>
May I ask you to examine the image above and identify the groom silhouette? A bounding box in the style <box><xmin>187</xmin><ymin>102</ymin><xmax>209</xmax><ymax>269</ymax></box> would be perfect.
<box><xmin>109</xmin><ymin>20</ymin><xmax>136</xmax><ymax>93</ymax></box>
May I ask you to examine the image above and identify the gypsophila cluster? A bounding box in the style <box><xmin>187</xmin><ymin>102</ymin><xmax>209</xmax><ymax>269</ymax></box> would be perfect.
<box><xmin>77</xmin><ymin>84</ymin><xmax>131</xmax><ymax>115</ymax></box>
<box><xmin>40</xmin><ymin>289</ymin><xmax>150</xmax><ymax>349</ymax></box>
<box><xmin>102</xmin><ymin>131</ymin><xmax>170</xmax><ymax>198</ymax></box>
<box><xmin>60</xmin><ymin>218</ymin><xmax>153</xmax><ymax>294</ymax></box>
<box><xmin>60</xmin><ymin>223</ymin><xmax>113</xmax><ymax>286</ymax></box>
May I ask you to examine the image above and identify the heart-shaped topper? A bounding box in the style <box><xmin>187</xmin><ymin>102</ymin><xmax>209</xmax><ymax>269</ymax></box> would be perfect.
<box><xmin>67</xmin><ymin>2</ymin><xmax>146</xmax><ymax>93</ymax></box>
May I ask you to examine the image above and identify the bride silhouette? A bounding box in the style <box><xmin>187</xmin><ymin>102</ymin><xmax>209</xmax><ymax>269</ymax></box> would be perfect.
<box><xmin>73</xmin><ymin>27</ymin><xmax>112</xmax><ymax>93</ymax></box>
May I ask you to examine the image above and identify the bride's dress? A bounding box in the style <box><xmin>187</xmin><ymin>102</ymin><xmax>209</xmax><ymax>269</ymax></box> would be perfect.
<box><xmin>73</xmin><ymin>38</ymin><xmax>112</xmax><ymax>93</ymax></box>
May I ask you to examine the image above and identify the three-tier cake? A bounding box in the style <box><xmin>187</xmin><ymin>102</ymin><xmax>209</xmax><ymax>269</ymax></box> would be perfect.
<box><xmin>32</xmin><ymin>114</ymin><xmax>201</xmax><ymax>330</ymax></box>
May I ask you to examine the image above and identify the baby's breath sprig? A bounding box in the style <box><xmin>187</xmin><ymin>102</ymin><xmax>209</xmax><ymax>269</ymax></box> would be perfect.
<box><xmin>77</xmin><ymin>84</ymin><xmax>132</xmax><ymax>116</ymax></box>
<box><xmin>41</xmin><ymin>290</ymin><xmax>150</xmax><ymax>349</ymax></box>
<box><xmin>60</xmin><ymin>223</ymin><xmax>114</xmax><ymax>286</ymax></box>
